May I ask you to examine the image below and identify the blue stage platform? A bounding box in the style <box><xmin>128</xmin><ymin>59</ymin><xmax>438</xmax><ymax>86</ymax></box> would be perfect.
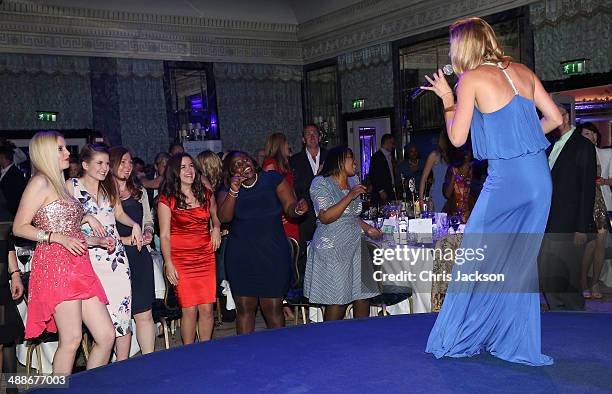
<box><xmin>39</xmin><ymin>312</ymin><xmax>612</xmax><ymax>393</ymax></box>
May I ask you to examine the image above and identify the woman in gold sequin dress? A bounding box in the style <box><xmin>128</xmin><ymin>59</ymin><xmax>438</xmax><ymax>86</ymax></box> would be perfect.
<box><xmin>68</xmin><ymin>143</ymin><xmax>143</xmax><ymax>361</ymax></box>
<box><xmin>13</xmin><ymin>131</ymin><xmax>116</xmax><ymax>375</ymax></box>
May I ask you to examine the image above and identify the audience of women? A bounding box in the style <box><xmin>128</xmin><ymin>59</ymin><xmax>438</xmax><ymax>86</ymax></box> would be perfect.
<box><xmin>68</xmin><ymin>143</ymin><xmax>143</xmax><ymax>361</ymax></box>
<box><xmin>13</xmin><ymin>132</ymin><xmax>115</xmax><ymax>374</ymax></box>
<box><xmin>580</xmin><ymin>122</ymin><xmax>611</xmax><ymax>299</ymax></box>
<box><xmin>218</xmin><ymin>151</ymin><xmax>307</xmax><ymax>334</ymax></box>
<box><xmin>419</xmin><ymin>133</ymin><xmax>450</xmax><ymax>212</ymax></box>
<box><xmin>110</xmin><ymin>147</ymin><xmax>156</xmax><ymax>354</ymax></box>
<box><xmin>158</xmin><ymin>153</ymin><xmax>221</xmax><ymax>344</ymax></box>
<box><xmin>304</xmin><ymin>146</ymin><xmax>381</xmax><ymax>321</ymax></box>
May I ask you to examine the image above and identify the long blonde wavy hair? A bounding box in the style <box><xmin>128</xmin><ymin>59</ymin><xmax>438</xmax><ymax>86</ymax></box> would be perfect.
<box><xmin>195</xmin><ymin>150</ymin><xmax>223</xmax><ymax>191</ymax></box>
<box><xmin>449</xmin><ymin>17</ymin><xmax>512</xmax><ymax>74</ymax></box>
<box><xmin>29</xmin><ymin>131</ymin><xmax>71</xmax><ymax>200</ymax></box>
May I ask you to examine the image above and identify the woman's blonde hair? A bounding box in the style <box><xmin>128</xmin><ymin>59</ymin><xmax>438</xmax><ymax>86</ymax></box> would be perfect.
<box><xmin>29</xmin><ymin>131</ymin><xmax>71</xmax><ymax>200</ymax></box>
<box><xmin>195</xmin><ymin>150</ymin><xmax>223</xmax><ymax>191</ymax></box>
<box><xmin>449</xmin><ymin>17</ymin><xmax>512</xmax><ymax>74</ymax></box>
<box><xmin>264</xmin><ymin>132</ymin><xmax>289</xmax><ymax>172</ymax></box>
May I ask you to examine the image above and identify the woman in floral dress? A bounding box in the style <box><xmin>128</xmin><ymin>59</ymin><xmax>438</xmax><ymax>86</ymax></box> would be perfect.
<box><xmin>67</xmin><ymin>143</ymin><xmax>143</xmax><ymax>361</ymax></box>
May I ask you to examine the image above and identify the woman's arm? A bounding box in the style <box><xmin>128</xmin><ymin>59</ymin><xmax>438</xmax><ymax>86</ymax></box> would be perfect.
<box><xmin>317</xmin><ymin>183</ymin><xmax>365</xmax><ymax>225</ymax></box>
<box><xmin>14</xmin><ymin>176</ymin><xmax>87</xmax><ymax>256</ymax></box>
<box><xmin>8</xmin><ymin>250</ymin><xmax>23</xmax><ymax>300</ymax></box>
<box><xmin>218</xmin><ymin>176</ymin><xmax>243</xmax><ymax>223</ymax></box>
<box><xmin>208</xmin><ymin>193</ymin><xmax>222</xmax><ymax>251</ymax></box>
<box><xmin>532</xmin><ymin>72</ymin><xmax>563</xmax><ymax>134</ymax></box>
<box><xmin>157</xmin><ymin>201</ymin><xmax>178</xmax><ymax>285</ymax></box>
<box><xmin>357</xmin><ymin>217</ymin><xmax>382</xmax><ymax>239</ymax></box>
<box><xmin>276</xmin><ymin>179</ymin><xmax>308</xmax><ymax>219</ymax></box>
<box><xmin>114</xmin><ymin>198</ymin><xmax>143</xmax><ymax>249</ymax></box>
<box><xmin>419</xmin><ymin>151</ymin><xmax>437</xmax><ymax>200</ymax></box>
<box><xmin>140</xmin><ymin>190</ymin><xmax>155</xmax><ymax>234</ymax></box>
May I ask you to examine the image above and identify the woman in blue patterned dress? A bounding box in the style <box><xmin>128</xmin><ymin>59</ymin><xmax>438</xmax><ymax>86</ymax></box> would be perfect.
<box><xmin>422</xmin><ymin>18</ymin><xmax>562</xmax><ymax>366</ymax></box>
<box><xmin>304</xmin><ymin>146</ymin><xmax>382</xmax><ymax>321</ymax></box>
<box><xmin>67</xmin><ymin>143</ymin><xmax>143</xmax><ymax>361</ymax></box>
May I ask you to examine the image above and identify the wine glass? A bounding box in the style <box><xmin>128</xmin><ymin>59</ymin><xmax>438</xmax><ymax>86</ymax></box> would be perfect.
<box><xmin>16</xmin><ymin>247</ymin><xmax>34</xmax><ymax>271</ymax></box>
<box><xmin>449</xmin><ymin>216</ymin><xmax>461</xmax><ymax>233</ymax></box>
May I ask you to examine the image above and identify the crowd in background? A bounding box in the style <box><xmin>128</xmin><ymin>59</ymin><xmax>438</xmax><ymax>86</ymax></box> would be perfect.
<box><xmin>0</xmin><ymin>114</ymin><xmax>609</xmax><ymax>377</ymax></box>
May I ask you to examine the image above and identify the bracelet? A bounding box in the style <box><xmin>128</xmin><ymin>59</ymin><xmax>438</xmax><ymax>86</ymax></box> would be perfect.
<box><xmin>228</xmin><ymin>189</ymin><xmax>239</xmax><ymax>197</ymax></box>
<box><xmin>9</xmin><ymin>269</ymin><xmax>21</xmax><ymax>277</ymax></box>
<box><xmin>294</xmin><ymin>207</ymin><xmax>300</xmax><ymax>215</ymax></box>
<box><xmin>36</xmin><ymin>229</ymin><xmax>48</xmax><ymax>243</ymax></box>
<box><xmin>444</xmin><ymin>106</ymin><xmax>456</xmax><ymax>113</ymax></box>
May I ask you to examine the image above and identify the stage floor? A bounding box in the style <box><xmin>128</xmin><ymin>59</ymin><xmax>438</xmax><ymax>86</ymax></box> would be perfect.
<box><xmin>39</xmin><ymin>312</ymin><xmax>612</xmax><ymax>393</ymax></box>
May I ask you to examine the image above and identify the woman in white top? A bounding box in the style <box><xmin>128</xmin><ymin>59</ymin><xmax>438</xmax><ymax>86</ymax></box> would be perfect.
<box><xmin>580</xmin><ymin>122</ymin><xmax>612</xmax><ymax>299</ymax></box>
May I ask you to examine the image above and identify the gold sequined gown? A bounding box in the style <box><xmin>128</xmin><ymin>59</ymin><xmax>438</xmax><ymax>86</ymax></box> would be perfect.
<box><xmin>25</xmin><ymin>199</ymin><xmax>108</xmax><ymax>339</ymax></box>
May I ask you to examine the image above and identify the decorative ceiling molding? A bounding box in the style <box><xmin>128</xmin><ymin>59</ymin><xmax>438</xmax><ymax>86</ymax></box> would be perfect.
<box><xmin>300</xmin><ymin>0</ymin><xmax>540</xmax><ymax>63</ymax></box>
<box><xmin>0</xmin><ymin>0</ymin><xmax>539</xmax><ymax>65</ymax></box>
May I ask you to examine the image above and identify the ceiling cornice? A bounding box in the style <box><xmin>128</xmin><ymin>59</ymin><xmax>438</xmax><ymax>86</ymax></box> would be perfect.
<box><xmin>0</xmin><ymin>0</ymin><xmax>540</xmax><ymax>65</ymax></box>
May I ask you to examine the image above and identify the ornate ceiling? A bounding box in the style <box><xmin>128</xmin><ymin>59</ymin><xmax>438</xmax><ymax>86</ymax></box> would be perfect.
<box><xmin>0</xmin><ymin>0</ymin><xmax>539</xmax><ymax>64</ymax></box>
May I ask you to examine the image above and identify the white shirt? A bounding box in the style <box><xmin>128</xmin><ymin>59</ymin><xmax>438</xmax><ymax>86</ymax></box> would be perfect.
<box><xmin>0</xmin><ymin>163</ymin><xmax>13</xmax><ymax>182</ymax></box>
<box><xmin>381</xmin><ymin>147</ymin><xmax>395</xmax><ymax>184</ymax></box>
<box><xmin>306</xmin><ymin>148</ymin><xmax>320</xmax><ymax>176</ymax></box>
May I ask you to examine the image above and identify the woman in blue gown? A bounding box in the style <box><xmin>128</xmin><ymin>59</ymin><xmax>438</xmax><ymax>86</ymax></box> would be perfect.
<box><xmin>422</xmin><ymin>17</ymin><xmax>563</xmax><ymax>366</ymax></box>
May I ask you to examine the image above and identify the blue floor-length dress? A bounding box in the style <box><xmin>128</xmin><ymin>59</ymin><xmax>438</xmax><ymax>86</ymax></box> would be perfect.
<box><xmin>426</xmin><ymin>63</ymin><xmax>554</xmax><ymax>366</ymax></box>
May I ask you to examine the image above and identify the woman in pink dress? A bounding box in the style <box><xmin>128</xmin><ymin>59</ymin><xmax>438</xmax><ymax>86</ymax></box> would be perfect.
<box><xmin>13</xmin><ymin>131</ymin><xmax>116</xmax><ymax>375</ymax></box>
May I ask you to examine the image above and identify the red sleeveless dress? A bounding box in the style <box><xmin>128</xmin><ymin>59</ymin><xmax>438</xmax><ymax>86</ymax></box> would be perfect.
<box><xmin>262</xmin><ymin>158</ymin><xmax>299</xmax><ymax>241</ymax></box>
<box><xmin>159</xmin><ymin>193</ymin><xmax>216</xmax><ymax>307</ymax></box>
<box><xmin>25</xmin><ymin>199</ymin><xmax>108</xmax><ymax>339</ymax></box>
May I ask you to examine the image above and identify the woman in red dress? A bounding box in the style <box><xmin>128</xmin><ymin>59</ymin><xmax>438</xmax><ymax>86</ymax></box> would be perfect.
<box><xmin>262</xmin><ymin>133</ymin><xmax>299</xmax><ymax>241</ymax></box>
<box><xmin>158</xmin><ymin>153</ymin><xmax>221</xmax><ymax>344</ymax></box>
<box><xmin>13</xmin><ymin>131</ymin><xmax>115</xmax><ymax>375</ymax></box>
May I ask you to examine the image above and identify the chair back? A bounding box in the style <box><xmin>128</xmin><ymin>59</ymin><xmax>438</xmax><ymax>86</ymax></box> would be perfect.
<box><xmin>287</xmin><ymin>237</ymin><xmax>300</xmax><ymax>288</ymax></box>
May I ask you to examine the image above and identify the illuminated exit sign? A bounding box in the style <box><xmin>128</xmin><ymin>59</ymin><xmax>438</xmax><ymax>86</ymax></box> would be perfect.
<box><xmin>352</xmin><ymin>99</ymin><xmax>365</xmax><ymax>110</ymax></box>
<box><xmin>561</xmin><ymin>59</ymin><xmax>587</xmax><ymax>75</ymax></box>
<box><xmin>36</xmin><ymin>111</ymin><xmax>58</xmax><ymax>122</ymax></box>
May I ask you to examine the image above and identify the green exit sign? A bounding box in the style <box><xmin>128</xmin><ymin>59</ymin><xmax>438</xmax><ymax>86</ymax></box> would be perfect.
<box><xmin>561</xmin><ymin>59</ymin><xmax>587</xmax><ymax>75</ymax></box>
<box><xmin>352</xmin><ymin>99</ymin><xmax>365</xmax><ymax>110</ymax></box>
<box><xmin>36</xmin><ymin>111</ymin><xmax>58</xmax><ymax>122</ymax></box>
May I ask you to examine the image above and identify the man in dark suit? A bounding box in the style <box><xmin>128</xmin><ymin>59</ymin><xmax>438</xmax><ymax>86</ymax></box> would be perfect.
<box><xmin>290</xmin><ymin>124</ymin><xmax>327</xmax><ymax>245</ymax></box>
<box><xmin>369</xmin><ymin>134</ymin><xmax>396</xmax><ymax>204</ymax></box>
<box><xmin>539</xmin><ymin>105</ymin><xmax>596</xmax><ymax>311</ymax></box>
<box><xmin>0</xmin><ymin>146</ymin><xmax>27</xmax><ymax>217</ymax></box>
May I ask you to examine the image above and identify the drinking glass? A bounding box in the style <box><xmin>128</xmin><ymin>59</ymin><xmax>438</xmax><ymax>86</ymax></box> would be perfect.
<box><xmin>449</xmin><ymin>216</ymin><xmax>461</xmax><ymax>233</ymax></box>
<box><xmin>16</xmin><ymin>247</ymin><xmax>34</xmax><ymax>271</ymax></box>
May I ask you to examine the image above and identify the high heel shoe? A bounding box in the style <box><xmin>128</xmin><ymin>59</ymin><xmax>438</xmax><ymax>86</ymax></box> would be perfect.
<box><xmin>592</xmin><ymin>283</ymin><xmax>603</xmax><ymax>299</ymax></box>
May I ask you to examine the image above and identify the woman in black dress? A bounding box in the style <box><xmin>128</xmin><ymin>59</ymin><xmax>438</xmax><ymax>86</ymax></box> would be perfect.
<box><xmin>110</xmin><ymin>147</ymin><xmax>156</xmax><ymax>354</ymax></box>
<box><xmin>218</xmin><ymin>151</ymin><xmax>308</xmax><ymax>334</ymax></box>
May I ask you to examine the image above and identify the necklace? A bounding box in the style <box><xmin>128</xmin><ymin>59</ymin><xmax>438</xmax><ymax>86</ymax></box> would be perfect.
<box><xmin>241</xmin><ymin>173</ymin><xmax>258</xmax><ymax>189</ymax></box>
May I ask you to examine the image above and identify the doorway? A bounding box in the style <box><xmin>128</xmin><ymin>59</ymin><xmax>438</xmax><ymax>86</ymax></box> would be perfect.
<box><xmin>346</xmin><ymin>116</ymin><xmax>391</xmax><ymax>182</ymax></box>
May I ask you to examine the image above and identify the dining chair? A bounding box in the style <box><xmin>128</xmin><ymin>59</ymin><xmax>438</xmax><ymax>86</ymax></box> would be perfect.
<box><xmin>365</xmin><ymin>240</ymin><xmax>413</xmax><ymax>316</ymax></box>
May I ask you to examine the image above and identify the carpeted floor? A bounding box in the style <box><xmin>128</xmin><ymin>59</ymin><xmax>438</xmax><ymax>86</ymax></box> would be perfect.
<box><xmin>36</xmin><ymin>312</ymin><xmax>612</xmax><ymax>393</ymax></box>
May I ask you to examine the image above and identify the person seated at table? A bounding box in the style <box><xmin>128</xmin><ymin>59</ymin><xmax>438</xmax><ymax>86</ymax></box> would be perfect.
<box><xmin>218</xmin><ymin>151</ymin><xmax>308</xmax><ymax>334</ymax></box>
<box><xmin>443</xmin><ymin>145</ymin><xmax>475</xmax><ymax>223</ymax></box>
<box><xmin>304</xmin><ymin>146</ymin><xmax>382</xmax><ymax>321</ymax></box>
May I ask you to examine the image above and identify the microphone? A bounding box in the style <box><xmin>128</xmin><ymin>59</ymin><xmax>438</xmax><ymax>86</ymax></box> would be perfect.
<box><xmin>410</xmin><ymin>64</ymin><xmax>454</xmax><ymax>100</ymax></box>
